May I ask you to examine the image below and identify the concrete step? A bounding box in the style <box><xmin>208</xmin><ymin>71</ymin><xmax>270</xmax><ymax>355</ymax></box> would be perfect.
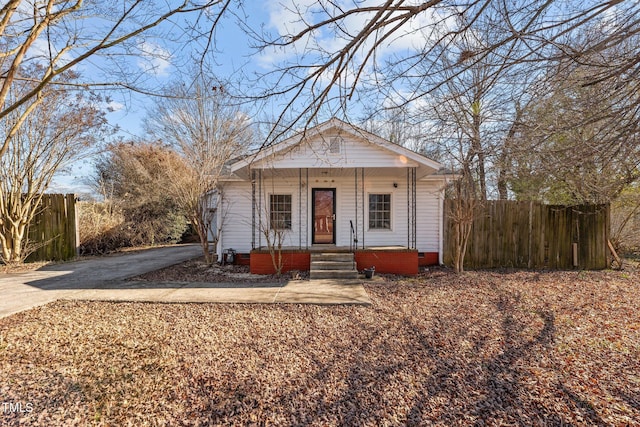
<box><xmin>310</xmin><ymin>269</ymin><xmax>359</xmax><ymax>280</ymax></box>
<box><xmin>311</xmin><ymin>253</ymin><xmax>354</xmax><ymax>263</ymax></box>
<box><xmin>311</xmin><ymin>260</ymin><xmax>355</xmax><ymax>270</ymax></box>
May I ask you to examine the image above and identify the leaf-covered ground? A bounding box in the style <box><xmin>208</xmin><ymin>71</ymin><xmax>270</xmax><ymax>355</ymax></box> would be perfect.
<box><xmin>134</xmin><ymin>258</ymin><xmax>294</xmax><ymax>284</ymax></box>
<box><xmin>1</xmin><ymin>268</ymin><xmax>639</xmax><ymax>426</ymax></box>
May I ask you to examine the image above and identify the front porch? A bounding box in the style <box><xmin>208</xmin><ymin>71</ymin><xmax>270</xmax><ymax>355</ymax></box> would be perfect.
<box><xmin>216</xmin><ymin>118</ymin><xmax>449</xmax><ymax>273</ymax></box>
<box><xmin>245</xmin><ymin>246</ymin><xmax>439</xmax><ymax>275</ymax></box>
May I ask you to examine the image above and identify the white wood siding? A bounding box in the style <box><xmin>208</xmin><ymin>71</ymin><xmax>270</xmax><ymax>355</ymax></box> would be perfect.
<box><xmin>255</xmin><ymin>174</ymin><xmax>304</xmax><ymax>249</ymax></box>
<box><xmin>254</xmin><ymin>135</ymin><xmax>421</xmax><ymax>170</ymax></box>
<box><xmin>416</xmin><ymin>180</ymin><xmax>443</xmax><ymax>253</ymax></box>
<box><xmin>218</xmin><ymin>181</ymin><xmax>253</xmax><ymax>254</ymax></box>
<box><xmin>218</xmin><ymin>171</ymin><xmax>445</xmax><ymax>255</ymax></box>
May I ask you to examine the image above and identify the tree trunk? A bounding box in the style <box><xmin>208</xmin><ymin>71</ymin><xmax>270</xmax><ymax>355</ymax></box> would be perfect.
<box><xmin>191</xmin><ymin>213</ymin><xmax>215</xmax><ymax>266</ymax></box>
<box><xmin>471</xmin><ymin>110</ymin><xmax>487</xmax><ymax>201</ymax></box>
<box><xmin>1</xmin><ymin>219</ymin><xmax>27</xmax><ymax>264</ymax></box>
<box><xmin>496</xmin><ymin>107</ymin><xmax>520</xmax><ymax>200</ymax></box>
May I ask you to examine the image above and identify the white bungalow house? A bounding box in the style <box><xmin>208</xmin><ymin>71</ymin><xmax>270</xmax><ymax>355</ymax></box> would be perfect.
<box><xmin>214</xmin><ymin>118</ymin><xmax>452</xmax><ymax>275</ymax></box>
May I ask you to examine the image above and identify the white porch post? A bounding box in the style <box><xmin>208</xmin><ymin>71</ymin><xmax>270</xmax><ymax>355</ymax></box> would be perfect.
<box><xmin>298</xmin><ymin>168</ymin><xmax>302</xmax><ymax>249</ymax></box>
<box><xmin>251</xmin><ymin>169</ymin><xmax>256</xmax><ymax>249</ymax></box>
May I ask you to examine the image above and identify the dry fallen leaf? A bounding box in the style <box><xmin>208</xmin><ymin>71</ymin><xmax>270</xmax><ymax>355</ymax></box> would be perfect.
<box><xmin>0</xmin><ymin>266</ymin><xmax>638</xmax><ymax>425</ymax></box>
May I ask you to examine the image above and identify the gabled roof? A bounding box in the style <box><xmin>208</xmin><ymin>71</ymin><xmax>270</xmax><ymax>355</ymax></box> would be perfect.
<box><xmin>229</xmin><ymin>118</ymin><xmax>443</xmax><ymax>173</ymax></box>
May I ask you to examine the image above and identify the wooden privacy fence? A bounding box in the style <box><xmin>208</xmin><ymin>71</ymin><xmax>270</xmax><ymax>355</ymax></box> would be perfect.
<box><xmin>443</xmin><ymin>200</ymin><xmax>610</xmax><ymax>270</ymax></box>
<box><xmin>26</xmin><ymin>194</ymin><xmax>78</xmax><ymax>262</ymax></box>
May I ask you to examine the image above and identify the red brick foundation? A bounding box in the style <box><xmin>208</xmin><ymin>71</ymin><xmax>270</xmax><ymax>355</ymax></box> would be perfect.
<box><xmin>250</xmin><ymin>252</ymin><xmax>311</xmax><ymax>274</ymax></box>
<box><xmin>418</xmin><ymin>252</ymin><xmax>439</xmax><ymax>267</ymax></box>
<box><xmin>249</xmin><ymin>249</ymin><xmax>439</xmax><ymax>275</ymax></box>
<box><xmin>355</xmin><ymin>250</ymin><xmax>419</xmax><ymax>275</ymax></box>
<box><xmin>235</xmin><ymin>253</ymin><xmax>250</xmax><ymax>266</ymax></box>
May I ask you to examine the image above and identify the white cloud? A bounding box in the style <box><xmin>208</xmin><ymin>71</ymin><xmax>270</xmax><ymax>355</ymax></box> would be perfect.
<box><xmin>27</xmin><ymin>38</ymin><xmax>74</xmax><ymax>67</ymax></box>
<box><xmin>266</xmin><ymin>0</ymin><xmax>321</xmax><ymax>37</ymax></box>
<box><xmin>104</xmin><ymin>100</ymin><xmax>124</xmax><ymax>113</ymax></box>
<box><xmin>261</xmin><ymin>0</ymin><xmax>459</xmax><ymax>72</ymax></box>
<box><xmin>137</xmin><ymin>41</ymin><xmax>172</xmax><ymax>77</ymax></box>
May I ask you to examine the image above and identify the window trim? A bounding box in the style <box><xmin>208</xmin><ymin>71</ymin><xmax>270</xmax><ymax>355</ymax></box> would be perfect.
<box><xmin>367</xmin><ymin>193</ymin><xmax>392</xmax><ymax>231</ymax></box>
<box><xmin>269</xmin><ymin>193</ymin><xmax>292</xmax><ymax>230</ymax></box>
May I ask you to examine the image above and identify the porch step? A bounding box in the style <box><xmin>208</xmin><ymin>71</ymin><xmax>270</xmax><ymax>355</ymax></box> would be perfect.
<box><xmin>311</xmin><ymin>253</ymin><xmax>354</xmax><ymax>263</ymax></box>
<box><xmin>312</xmin><ymin>261</ymin><xmax>354</xmax><ymax>270</ymax></box>
<box><xmin>310</xmin><ymin>252</ymin><xmax>358</xmax><ymax>279</ymax></box>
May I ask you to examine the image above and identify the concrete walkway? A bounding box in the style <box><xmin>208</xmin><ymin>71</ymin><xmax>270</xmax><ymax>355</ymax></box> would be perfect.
<box><xmin>0</xmin><ymin>245</ymin><xmax>371</xmax><ymax>318</ymax></box>
<box><xmin>69</xmin><ymin>278</ymin><xmax>372</xmax><ymax>306</ymax></box>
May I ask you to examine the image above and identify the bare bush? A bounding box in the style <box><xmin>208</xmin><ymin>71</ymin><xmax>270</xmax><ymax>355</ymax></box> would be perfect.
<box><xmin>77</xmin><ymin>201</ymin><xmax>125</xmax><ymax>255</ymax></box>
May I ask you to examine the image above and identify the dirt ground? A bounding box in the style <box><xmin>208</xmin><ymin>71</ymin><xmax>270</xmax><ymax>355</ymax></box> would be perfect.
<box><xmin>133</xmin><ymin>257</ymin><xmax>301</xmax><ymax>283</ymax></box>
<box><xmin>0</xmin><ymin>267</ymin><xmax>639</xmax><ymax>426</ymax></box>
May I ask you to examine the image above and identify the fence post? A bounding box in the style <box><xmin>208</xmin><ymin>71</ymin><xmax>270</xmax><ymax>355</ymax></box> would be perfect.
<box><xmin>528</xmin><ymin>201</ymin><xmax>533</xmax><ymax>269</ymax></box>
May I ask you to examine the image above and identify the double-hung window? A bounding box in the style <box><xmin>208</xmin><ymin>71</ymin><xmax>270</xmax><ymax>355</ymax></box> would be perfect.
<box><xmin>270</xmin><ymin>194</ymin><xmax>292</xmax><ymax>230</ymax></box>
<box><xmin>369</xmin><ymin>194</ymin><xmax>391</xmax><ymax>230</ymax></box>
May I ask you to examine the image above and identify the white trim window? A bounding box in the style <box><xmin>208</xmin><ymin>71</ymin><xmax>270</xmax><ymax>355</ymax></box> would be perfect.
<box><xmin>368</xmin><ymin>193</ymin><xmax>391</xmax><ymax>230</ymax></box>
<box><xmin>270</xmin><ymin>194</ymin><xmax>292</xmax><ymax>230</ymax></box>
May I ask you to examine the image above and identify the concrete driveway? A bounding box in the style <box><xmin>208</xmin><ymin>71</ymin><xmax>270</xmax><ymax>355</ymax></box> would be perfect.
<box><xmin>0</xmin><ymin>244</ymin><xmax>203</xmax><ymax>318</ymax></box>
<box><xmin>0</xmin><ymin>244</ymin><xmax>372</xmax><ymax>318</ymax></box>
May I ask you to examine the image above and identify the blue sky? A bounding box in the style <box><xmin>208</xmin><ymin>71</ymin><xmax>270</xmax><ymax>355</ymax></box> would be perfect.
<box><xmin>44</xmin><ymin>1</ymin><xmax>476</xmax><ymax>193</ymax></box>
<box><xmin>49</xmin><ymin>0</ymin><xmax>627</xmax><ymax>194</ymax></box>
<box><xmin>52</xmin><ymin>3</ymin><xmax>273</xmax><ymax>194</ymax></box>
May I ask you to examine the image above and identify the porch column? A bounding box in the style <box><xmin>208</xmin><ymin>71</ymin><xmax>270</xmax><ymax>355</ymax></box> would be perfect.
<box><xmin>354</xmin><ymin>168</ymin><xmax>359</xmax><ymax>249</ymax></box>
<box><xmin>258</xmin><ymin>169</ymin><xmax>263</xmax><ymax>248</ymax></box>
<box><xmin>407</xmin><ymin>167</ymin><xmax>417</xmax><ymax>249</ymax></box>
<box><xmin>361</xmin><ymin>168</ymin><xmax>365</xmax><ymax>249</ymax></box>
<box><xmin>298</xmin><ymin>168</ymin><xmax>302</xmax><ymax>249</ymax></box>
<box><xmin>251</xmin><ymin>169</ymin><xmax>256</xmax><ymax>249</ymax></box>
<box><xmin>306</xmin><ymin>168</ymin><xmax>309</xmax><ymax>249</ymax></box>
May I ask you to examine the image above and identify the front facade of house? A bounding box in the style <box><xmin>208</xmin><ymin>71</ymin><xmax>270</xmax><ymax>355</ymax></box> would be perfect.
<box><xmin>215</xmin><ymin>118</ymin><xmax>450</xmax><ymax>275</ymax></box>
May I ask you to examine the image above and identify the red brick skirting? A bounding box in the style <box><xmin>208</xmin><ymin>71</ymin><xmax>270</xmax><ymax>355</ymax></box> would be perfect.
<box><xmin>249</xmin><ymin>249</ymin><xmax>439</xmax><ymax>275</ymax></box>
<box><xmin>355</xmin><ymin>250</ymin><xmax>419</xmax><ymax>275</ymax></box>
<box><xmin>418</xmin><ymin>252</ymin><xmax>439</xmax><ymax>267</ymax></box>
<box><xmin>250</xmin><ymin>252</ymin><xmax>311</xmax><ymax>274</ymax></box>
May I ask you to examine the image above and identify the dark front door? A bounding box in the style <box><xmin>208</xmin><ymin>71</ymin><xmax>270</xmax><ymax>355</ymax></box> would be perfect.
<box><xmin>312</xmin><ymin>189</ymin><xmax>336</xmax><ymax>244</ymax></box>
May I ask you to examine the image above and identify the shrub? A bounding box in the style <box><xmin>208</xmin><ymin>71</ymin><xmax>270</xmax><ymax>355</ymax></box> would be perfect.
<box><xmin>78</xmin><ymin>200</ymin><xmax>126</xmax><ymax>255</ymax></box>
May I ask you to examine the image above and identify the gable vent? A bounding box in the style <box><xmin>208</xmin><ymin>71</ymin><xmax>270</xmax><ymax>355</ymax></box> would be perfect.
<box><xmin>329</xmin><ymin>137</ymin><xmax>342</xmax><ymax>154</ymax></box>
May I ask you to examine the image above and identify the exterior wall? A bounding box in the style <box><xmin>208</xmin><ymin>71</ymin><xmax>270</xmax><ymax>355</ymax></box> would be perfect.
<box><xmin>219</xmin><ymin>170</ymin><xmax>446</xmax><ymax>261</ymax></box>
<box><xmin>217</xmin><ymin>181</ymin><xmax>253</xmax><ymax>258</ymax></box>
<box><xmin>358</xmin><ymin>174</ymin><xmax>409</xmax><ymax>247</ymax></box>
<box><xmin>254</xmin><ymin>134</ymin><xmax>422</xmax><ymax>170</ymax></box>
<box><xmin>416</xmin><ymin>180</ymin><xmax>443</xmax><ymax>256</ymax></box>
<box><xmin>255</xmin><ymin>173</ymin><xmax>308</xmax><ymax>249</ymax></box>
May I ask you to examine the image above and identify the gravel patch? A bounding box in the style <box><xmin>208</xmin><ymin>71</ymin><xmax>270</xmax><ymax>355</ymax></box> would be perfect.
<box><xmin>1</xmin><ymin>268</ymin><xmax>638</xmax><ymax>425</ymax></box>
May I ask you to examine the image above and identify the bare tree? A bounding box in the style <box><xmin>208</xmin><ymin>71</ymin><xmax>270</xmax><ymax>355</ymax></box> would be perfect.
<box><xmin>147</xmin><ymin>75</ymin><xmax>254</xmax><ymax>264</ymax></box>
<box><xmin>508</xmin><ymin>55</ymin><xmax>640</xmax><ymax>204</ymax></box>
<box><xmin>448</xmin><ymin>176</ymin><xmax>480</xmax><ymax>273</ymax></box>
<box><xmin>247</xmin><ymin>1</ymin><xmax>637</xmax><ymax>141</ymax></box>
<box><xmin>258</xmin><ymin>202</ymin><xmax>288</xmax><ymax>276</ymax></box>
<box><xmin>0</xmin><ymin>0</ymin><xmax>233</xmax><ymax>160</ymax></box>
<box><xmin>0</xmin><ymin>72</ymin><xmax>109</xmax><ymax>264</ymax></box>
<box><xmin>611</xmin><ymin>186</ymin><xmax>640</xmax><ymax>256</ymax></box>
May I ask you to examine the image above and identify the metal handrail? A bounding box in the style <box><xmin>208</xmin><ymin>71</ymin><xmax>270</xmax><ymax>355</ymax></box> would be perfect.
<box><xmin>349</xmin><ymin>220</ymin><xmax>358</xmax><ymax>270</ymax></box>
